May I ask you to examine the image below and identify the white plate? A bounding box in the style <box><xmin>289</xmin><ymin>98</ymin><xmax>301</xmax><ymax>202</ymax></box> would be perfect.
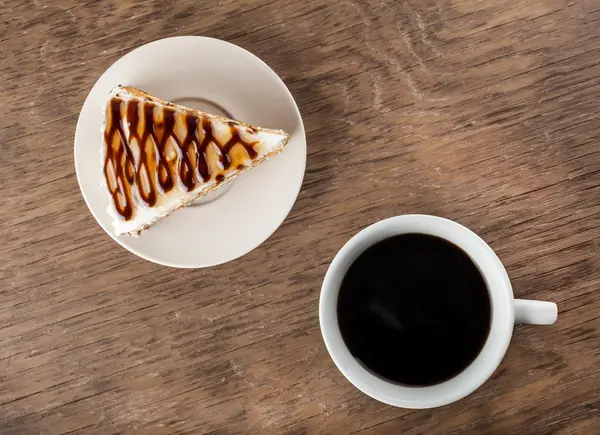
<box><xmin>74</xmin><ymin>37</ymin><xmax>306</xmax><ymax>268</ymax></box>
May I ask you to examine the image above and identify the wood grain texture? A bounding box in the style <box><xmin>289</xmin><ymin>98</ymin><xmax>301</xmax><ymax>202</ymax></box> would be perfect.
<box><xmin>1</xmin><ymin>0</ymin><xmax>599</xmax><ymax>433</ymax></box>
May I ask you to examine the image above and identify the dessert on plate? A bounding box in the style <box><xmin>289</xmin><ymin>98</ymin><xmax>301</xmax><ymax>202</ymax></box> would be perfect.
<box><xmin>102</xmin><ymin>86</ymin><xmax>289</xmax><ymax>236</ymax></box>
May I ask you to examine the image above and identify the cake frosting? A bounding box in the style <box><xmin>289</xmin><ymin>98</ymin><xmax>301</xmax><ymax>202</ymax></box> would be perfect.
<box><xmin>102</xmin><ymin>86</ymin><xmax>289</xmax><ymax>236</ymax></box>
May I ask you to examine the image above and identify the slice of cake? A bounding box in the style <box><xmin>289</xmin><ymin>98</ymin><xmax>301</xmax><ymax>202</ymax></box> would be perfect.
<box><xmin>102</xmin><ymin>85</ymin><xmax>289</xmax><ymax>236</ymax></box>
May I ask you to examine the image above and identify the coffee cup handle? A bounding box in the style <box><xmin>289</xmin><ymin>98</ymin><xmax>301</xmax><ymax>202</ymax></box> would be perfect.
<box><xmin>514</xmin><ymin>299</ymin><xmax>558</xmax><ymax>325</ymax></box>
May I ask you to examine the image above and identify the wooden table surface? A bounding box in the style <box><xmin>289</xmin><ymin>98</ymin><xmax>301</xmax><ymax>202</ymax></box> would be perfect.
<box><xmin>2</xmin><ymin>0</ymin><xmax>600</xmax><ymax>433</ymax></box>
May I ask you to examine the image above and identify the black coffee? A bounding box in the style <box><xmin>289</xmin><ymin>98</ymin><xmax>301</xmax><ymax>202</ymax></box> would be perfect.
<box><xmin>337</xmin><ymin>234</ymin><xmax>491</xmax><ymax>386</ymax></box>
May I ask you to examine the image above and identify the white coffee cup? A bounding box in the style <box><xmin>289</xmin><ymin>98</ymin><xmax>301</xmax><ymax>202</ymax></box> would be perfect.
<box><xmin>319</xmin><ymin>214</ymin><xmax>557</xmax><ymax>409</ymax></box>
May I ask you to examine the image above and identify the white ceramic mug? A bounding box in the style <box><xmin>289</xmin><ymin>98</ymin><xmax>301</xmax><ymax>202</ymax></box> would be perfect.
<box><xmin>319</xmin><ymin>215</ymin><xmax>558</xmax><ymax>409</ymax></box>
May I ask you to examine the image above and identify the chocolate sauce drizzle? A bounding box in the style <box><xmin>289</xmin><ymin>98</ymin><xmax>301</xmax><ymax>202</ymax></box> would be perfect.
<box><xmin>103</xmin><ymin>98</ymin><xmax>258</xmax><ymax>220</ymax></box>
